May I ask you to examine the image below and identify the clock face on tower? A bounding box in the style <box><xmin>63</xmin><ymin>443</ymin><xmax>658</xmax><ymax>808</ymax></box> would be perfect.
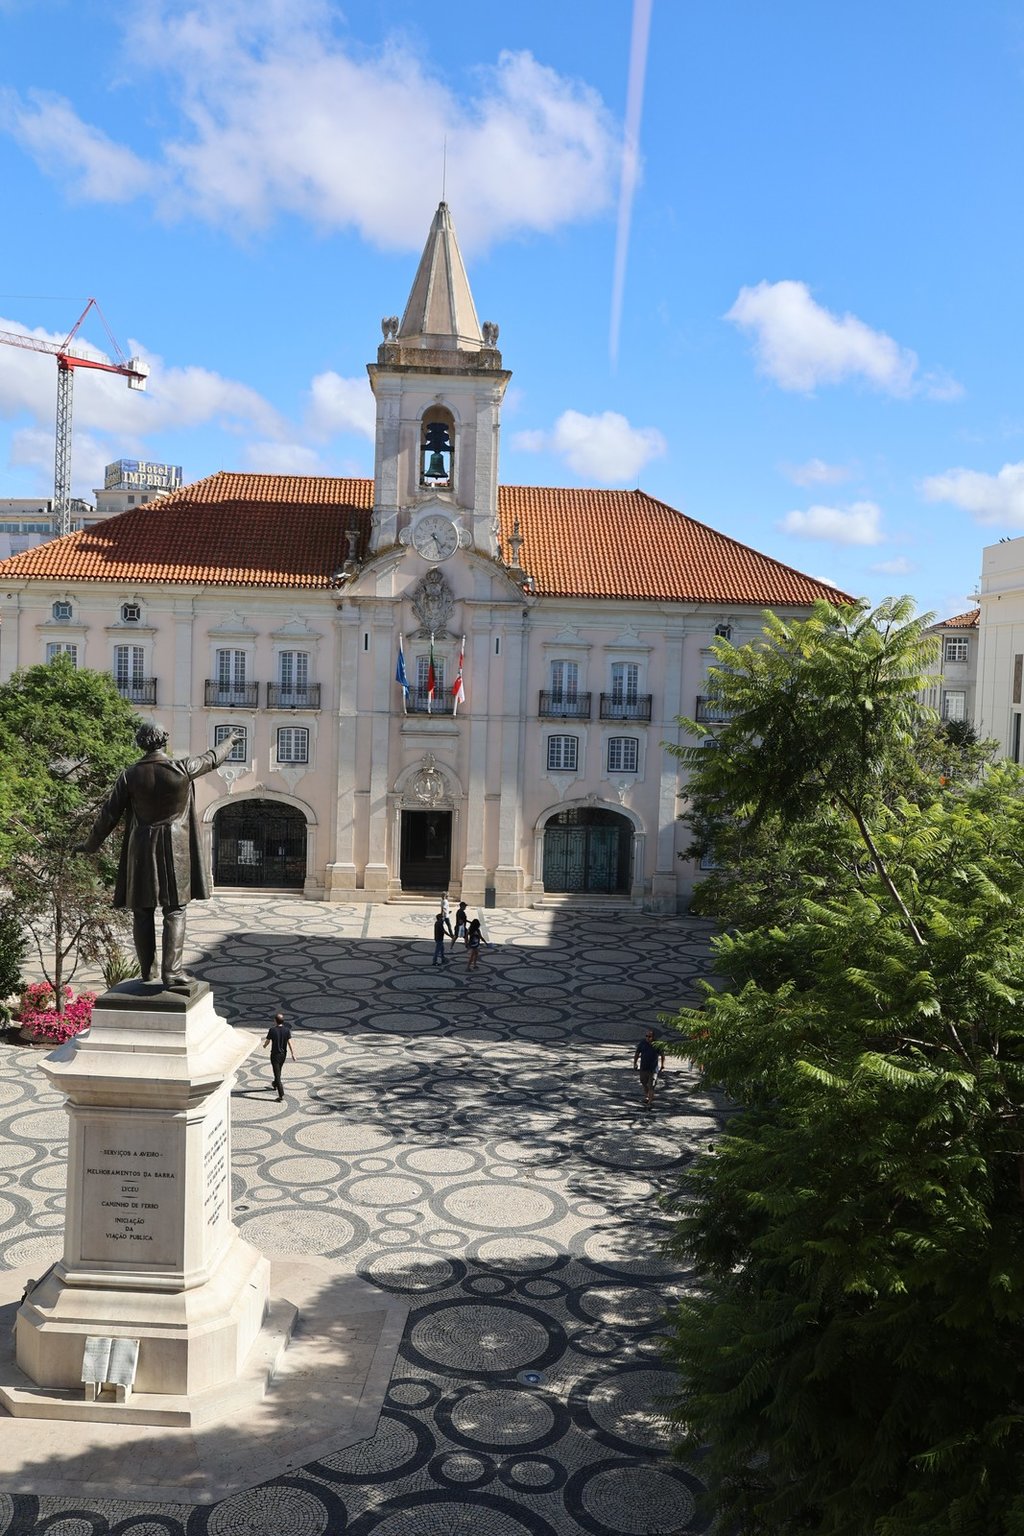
<box><xmin>412</xmin><ymin>512</ymin><xmax>459</xmax><ymax>562</ymax></box>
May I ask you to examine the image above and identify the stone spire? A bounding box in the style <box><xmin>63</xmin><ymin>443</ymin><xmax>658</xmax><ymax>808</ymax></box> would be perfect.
<box><xmin>397</xmin><ymin>202</ymin><xmax>483</xmax><ymax>352</ymax></box>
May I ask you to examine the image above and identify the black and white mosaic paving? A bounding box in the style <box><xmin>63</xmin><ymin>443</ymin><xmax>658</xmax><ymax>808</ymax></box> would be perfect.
<box><xmin>0</xmin><ymin>899</ymin><xmax>723</xmax><ymax>1535</ymax></box>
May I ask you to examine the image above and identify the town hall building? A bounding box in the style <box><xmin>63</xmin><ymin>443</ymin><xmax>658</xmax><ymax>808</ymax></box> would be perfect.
<box><xmin>0</xmin><ymin>204</ymin><xmax>848</xmax><ymax>910</ymax></box>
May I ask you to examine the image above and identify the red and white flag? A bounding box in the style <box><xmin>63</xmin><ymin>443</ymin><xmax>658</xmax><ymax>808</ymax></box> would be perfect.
<box><xmin>427</xmin><ymin>634</ymin><xmax>437</xmax><ymax>714</ymax></box>
<box><xmin>452</xmin><ymin>635</ymin><xmax>466</xmax><ymax>715</ymax></box>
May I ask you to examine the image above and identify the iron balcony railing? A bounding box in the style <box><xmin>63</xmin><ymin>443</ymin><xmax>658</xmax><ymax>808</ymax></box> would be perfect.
<box><xmin>205</xmin><ymin>681</ymin><xmax>259</xmax><ymax>708</ymax></box>
<box><xmin>407</xmin><ymin>691</ymin><xmax>456</xmax><ymax>715</ymax></box>
<box><xmin>599</xmin><ymin>692</ymin><xmax>652</xmax><ymax>722</ymax></box>
<box><xmin>538</xmin><ymin>690</ymin><xmax>592</xmax><ymax>720</ymax></box>
<box><xmin>115</xmin><ymin>678</ymin><xmax>157</xmax><ymax>706</ymax></box>
<box><xmin>267</xmin><ymin>683</ymin><xmax>321</xmax><ymax>709</ymax></box>
<box><xmin>695</xmin><ymin>694</ymin><xmax>731</xmax><ymax>724</ymax></box>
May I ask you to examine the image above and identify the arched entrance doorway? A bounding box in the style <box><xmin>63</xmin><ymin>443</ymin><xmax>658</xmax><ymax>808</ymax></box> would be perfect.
<box><xmin>542</xmin><ymin>807</ymin><xmax>632</xmax><ymax>895</ymax></box>
<box><xmin>214</xmin><ymin>800</ymin><xmax>307</xmax><ymax>888</ymax></box>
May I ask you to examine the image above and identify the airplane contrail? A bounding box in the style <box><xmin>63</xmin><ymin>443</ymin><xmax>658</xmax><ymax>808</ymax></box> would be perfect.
<box><xmin>609</xmin><ymin>0</ymin><xmax>654</xmax><ymax>369</ymax></box>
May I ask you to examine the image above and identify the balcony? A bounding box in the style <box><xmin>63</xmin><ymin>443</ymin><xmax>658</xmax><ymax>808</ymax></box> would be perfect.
<box><xmin>538</xmin><ymin>690</ymin><xmax>592</xmax><ymax>720</ymax></box>
<box><xmin>695</xmin><ymin>694</ymin><xmax>731</xmax><ymax>724</ymax></box>
<box><xmin>407</xmin><ymin>691</ymin><xmax>456</xmax><ymax>715</ymax></box>
<box><xmin>116</xmin><ymin>678</ymin><xmax>157</xmax><ymax>706</ymax></box>
<box><xmin>599</xmin><ymin>692</ymin><xmax>652</xmax><ymax>722</ymax></box>
<box><xmin>267</xmin><ymin>683</ymin><xmax>321</xmax><ymax>710</ymax></box>
<box><xmin>205</xmin><ymin>681</ymin><xmax>259</xmax><ymax>708</ymax></box>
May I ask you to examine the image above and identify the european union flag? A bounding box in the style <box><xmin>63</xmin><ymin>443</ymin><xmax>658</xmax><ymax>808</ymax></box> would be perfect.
<box><xmin>395</xmin><ymin>635</ymin><xmax>409</xmax><ymax>712</ymax></box>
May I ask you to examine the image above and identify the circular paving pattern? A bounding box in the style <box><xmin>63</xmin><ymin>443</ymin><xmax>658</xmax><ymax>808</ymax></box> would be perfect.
<box><xmin>0</xmin><ymin>899</ymin><xmax>721</xmax><ymax>1536</ymax></box>
<box><xmin>436</xmin><ymin>1181</ymin><xmax>566</xmax><ymax>1233</ymax></box>
<box><xmin>406</xmin><ymin>1300</ymin><xmax>562</xmax><ymax>1377</ymax></box>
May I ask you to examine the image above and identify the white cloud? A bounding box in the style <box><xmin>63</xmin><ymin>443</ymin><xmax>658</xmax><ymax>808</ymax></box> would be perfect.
<box><xmin>780</xmin><ymin>457</ymin><xmax>852</xmax><ymax>487</ymax></box>
<box><xmin>921</xmin><ymin>462</ymin><xmax>1024</xmax><ymax>525</ymax></box>
<box><xmin>870</xmin><ymin>556</ymin><xmax>915</xmax><ymax>575</ymax></box>
<box><xmin>306</xmin><ymin>373</ymin><xmax>375</xmax><ymax>441</ymax></box>
<box><xmin>512</xmin><ymin>409</ymin><xmax>666</xmax><ymax>484</ymax></box>
<box><xmin>726</xmin><ymin>280</ymin><xmax>956</xmax><ymax>398</ymax></box>
<box><xmin>242</xmin><ymin>441</ymin><xmax>325</xmax><ymax>475</ymax></box>
<box><xmin>2</xmin><ymin>7</ymin><xmax>619</xmax><ymax>252</ymax></box>
<box><xmin>0</xmin><ymin>87</ymin><xmax>152</xmax><ymax>202</ymax></box>
<box><xmin>780</xmin><ymin>500</ymin><xmax>884</xmax><ymax>546</ymax></box>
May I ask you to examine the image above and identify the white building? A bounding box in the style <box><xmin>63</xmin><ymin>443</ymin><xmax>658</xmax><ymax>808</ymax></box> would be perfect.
<box><xmin>976</xmin><ymin>537</ymin><xmax>1024</xmax><ymax>761</ymax></box>
<box><xmin>921</xmin><ymin>608</ymin><xmax>979</xmax><ymax>728</ymax></box>
<box><xmin>0</xmin><ymin>204</ymin><xmax>849</xmax><ymax>910</ymax></box>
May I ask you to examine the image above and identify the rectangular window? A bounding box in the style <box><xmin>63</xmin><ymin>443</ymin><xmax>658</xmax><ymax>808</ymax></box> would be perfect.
<box><xmin>547</xmin><ymin>735</ymin><xmax>578</xmax><ymax>771</ymax></box>
<box><xmin>114</xmin><ymin>644</ymin><xmax>145</xmax><ymax>688</ymax></box>
<box><xmin>1015</xmin><ymin>655</ymin><xmax>1023</xmax><ymax>705</ymax></box>
<box><xmin>215</xmin><ymin>724</ymin><xmax>248</xmax><ymax>762</ymax></box>
<box><xmin>944</xmin><ymin>636</ymin><xmax>969</xmax><ymax>664</ymax></box>
<box><xmin>550</xmin><ymin>660</ymin><xmax>579</xmax><ymax>702</ymax></box>
<box><xmin>415</xmin><ymin>654</ymin><xmax>445</xmax><ymax>702</ymax></box>
<box><xmin>942</xmin><ymin>690</ymin><xmax>967</xmax><ymax>722</ymax></box>
<box><xmin>607</xmin><ymin>736</ymin><xmax>639</xmax><ymax>773</ymax></box>
<box><xmin>610</xmin><ymin>662</ymin><xmax>639</xmax><ymax>705</ymax></box>
<box><xmin>216</xmin><ymin>648</ymin><xmax>247</xmax><ymax>687</ymax></box>
<box><xmin>277</xmin><ymin>727</ymin><xmax>309</xmax><ymax>764</ymax></box>
<box><xmin>1014</xmin><ymin>713</ymin><xmax>1022</xmax><ymax>765</ymax></box>
<box><xmin>45</xmin><ymin>642</ymin><xmax>77</xmax><ymax>665</ymax></box>
<box><xmin>278</xmin><ymin>650</ymin><xmax>309</xmax><ymax>690</ymax></box>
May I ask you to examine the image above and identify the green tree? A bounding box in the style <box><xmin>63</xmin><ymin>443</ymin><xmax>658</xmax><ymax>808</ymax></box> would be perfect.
<box><xmin>663</xmin><ymin>599</ymin><xmax>1024</xmax><ymax>1534</ymax></box>
<box><xmin>0</xmin><ymin>658</ymin><xmax>139</xmax><ymax>1008</ymax></box>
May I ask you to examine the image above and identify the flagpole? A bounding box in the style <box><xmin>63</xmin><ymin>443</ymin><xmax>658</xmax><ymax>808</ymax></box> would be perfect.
<box><xmin>453</xmin><ymin>633</ymin><xmax>465</xmax><ymax>716</ymax></box>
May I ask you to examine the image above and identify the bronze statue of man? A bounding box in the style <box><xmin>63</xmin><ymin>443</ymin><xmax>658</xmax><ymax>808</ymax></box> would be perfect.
<box><xmin>77</xmin><ymin>723</ymin><xmax>243</xmax><ymax>989</ymax></box>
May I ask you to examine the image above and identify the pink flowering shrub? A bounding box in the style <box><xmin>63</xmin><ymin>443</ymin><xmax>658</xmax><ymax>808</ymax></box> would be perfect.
<box><xmin>17</xmin><ymin>982</ymin><xmax>95</xmax><ymax>1043</ymax></box>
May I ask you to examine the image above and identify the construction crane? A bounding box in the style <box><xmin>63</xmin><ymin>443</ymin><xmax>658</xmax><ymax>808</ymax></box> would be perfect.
<box><xmin>0</xmin><ymin>298</ymin><xmax>149</xmax><ymax>537</ymax></box>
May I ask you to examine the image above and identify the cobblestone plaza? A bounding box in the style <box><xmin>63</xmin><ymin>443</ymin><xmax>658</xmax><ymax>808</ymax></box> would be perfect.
<box><xmin>0</xmin><ymin>899</ymin><xmax>721</xmax><ymax>1535</ymax></box>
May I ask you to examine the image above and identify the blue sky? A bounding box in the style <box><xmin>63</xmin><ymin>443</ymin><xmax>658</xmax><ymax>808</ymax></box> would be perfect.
<box><xmin>1</xmin><ymin>0</ymin><xmax>1022</xmax><ymax>619</ymax></box>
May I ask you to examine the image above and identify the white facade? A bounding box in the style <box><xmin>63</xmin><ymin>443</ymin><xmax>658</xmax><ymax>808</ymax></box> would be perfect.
<box><xmin>0</xmin><ymin>205</ymin><xmax>847</xmax><ymax>911</ymax></box>
<box><xmin>977</xmin><ymin>538</ymin><xmax>1024</xmax><ymax>761</ymax></box>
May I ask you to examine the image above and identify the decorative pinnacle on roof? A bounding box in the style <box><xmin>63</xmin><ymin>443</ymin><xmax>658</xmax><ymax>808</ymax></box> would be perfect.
<box><xmin>397</xmin><ymin>202</ymin><xmax>484</xmax><ymax>352</ymax></box>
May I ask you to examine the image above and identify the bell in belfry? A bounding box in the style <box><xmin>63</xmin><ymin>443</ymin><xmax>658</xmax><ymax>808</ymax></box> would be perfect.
<box><xmin>422</xmin><ymin>420</ymin><xmax>452</xmax><ymax>482</ymax></box>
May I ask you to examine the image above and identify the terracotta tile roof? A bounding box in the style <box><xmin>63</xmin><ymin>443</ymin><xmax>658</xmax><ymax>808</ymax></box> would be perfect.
<box><xmin>929</xmin><ymin>607</ymin><xmax>980</xmax><ymax>630</ymax></box>
<box><xmin>0</xmin><ymin>473</ymin><xmax>373</xmax><ymax>589</ymax></box>
<box><xmin>0</xmin><ymin>471</ymin><xmax>853</xmax><ymax>606</ymax></box>
<box><xmin>499</xmin><ymin>485</ymin><xmax>852</xmax><ymax>605</ymax></box>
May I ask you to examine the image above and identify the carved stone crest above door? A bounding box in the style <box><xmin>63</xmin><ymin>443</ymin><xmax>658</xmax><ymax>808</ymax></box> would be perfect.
<box><xmin>411</xmin><ymin>568</ymin><xmax>455</xmax><ymax>637</ymax></box>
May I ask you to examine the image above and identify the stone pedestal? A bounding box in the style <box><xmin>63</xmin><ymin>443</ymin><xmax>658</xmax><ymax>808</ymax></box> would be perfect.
<box><xmin>1</xmin><ymin>980</ymin><xmax>282</xmax><ymax>1424</ymax></box>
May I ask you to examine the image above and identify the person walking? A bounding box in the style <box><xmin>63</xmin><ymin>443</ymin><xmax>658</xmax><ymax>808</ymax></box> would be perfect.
<box><xmin>263</xmin><ymin>1011</ymin><xmax>296</xmax><ymax>1101</ymax></box>
<box><xmin>440</xmin><ymin>893</ymin><xmax>455</xmax><ymax>938</ymax></box>
<box><xmin>633</xmin><ymin>1028</ymin><xmax>665</xmax><ymax>1110</ymax></box>
<box><xmin>451</xmin><ymin>901</ymin><xmax>468</xmax><ymax>949</ymax></box>
<box><xmin>432</xmin><ymin>911</ymin><xmax>449</xmax><ymax>966</ymax></box>
<box><xmin>466</xmin><ymin>917</ymin><xmax>489</xmax><ymax>972</ymax></box>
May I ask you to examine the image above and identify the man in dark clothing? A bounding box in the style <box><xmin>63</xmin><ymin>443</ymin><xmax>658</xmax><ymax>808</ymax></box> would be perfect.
<box><xmin>263</xmin><ymin>1012</ymin><xmax>295</xmax><ymax>1101</ymax></box>
<box><xmin>633</xmin><ymin>1028</ymin><xmax>666</xmax><ymax>1110</ymax></box>
<box><xmin>432</xmin><ymin>912</ymin><xmax>449</xmax><ymax>967</ymax></box>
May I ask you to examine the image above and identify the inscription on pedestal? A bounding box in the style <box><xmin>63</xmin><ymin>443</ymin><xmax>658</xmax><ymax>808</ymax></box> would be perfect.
<box><xmin>203</xmin><ymin>1106</ymin><xmax>229</xmax><ymax>1239</ymax></box>
<box><xmin>81</xmin><ymin>1123</ymin><xmax>181</xmax><ymax>1266</ymax></box>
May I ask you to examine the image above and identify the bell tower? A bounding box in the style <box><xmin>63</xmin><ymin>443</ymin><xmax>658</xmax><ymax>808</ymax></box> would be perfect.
<box><xmin>367</xmin><ymin>203</ymin><xmax>511</xmax><ymax>558</ymax></box>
